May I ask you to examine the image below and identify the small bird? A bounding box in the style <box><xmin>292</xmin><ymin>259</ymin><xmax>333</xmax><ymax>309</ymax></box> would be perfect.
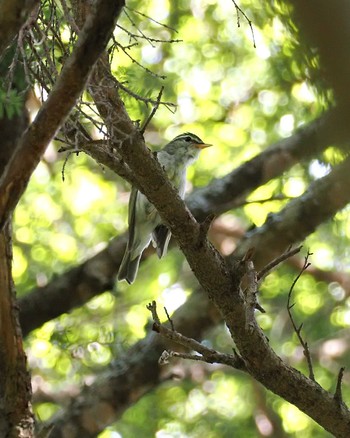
<box><xmin>117</xmin><ymin>132</ymin><xmax>212</xmax><ymax>284</ymax></box>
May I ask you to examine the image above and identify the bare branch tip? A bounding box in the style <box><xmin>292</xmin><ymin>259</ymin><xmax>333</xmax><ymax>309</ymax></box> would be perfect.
<box><xmin>242</xmin><ymin>247</ymin><xmax>256</xmax><ymax>262</ymax></box>
<box><xmin>164</xmin><ymin>306</ymin><xmax>175</xmax><ymax>331</ymax></box>
<box><xmin>334</xmin><ymin>367</ymin><xmax>345</xmax><ymax>404</ymax></box>
<box><xmin>147</xmin><ymin>300</ymin><xmax>160</xmax><ymax>324</ymax></box>
<box><xmin>200</xmin><ymin>213</ymin><xmax>215</xmax><ymax>235</ymax></box>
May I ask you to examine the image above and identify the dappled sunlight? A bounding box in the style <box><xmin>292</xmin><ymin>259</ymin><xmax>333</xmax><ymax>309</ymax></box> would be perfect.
<box><xmin>280</xmin><ymin>404</ymin><xmax>309</xmax><ymax>433</ymax></box>
<box><xmin>5</xmin><ymin>0</ymin><xmax>350</xmax><ymax>436</ymax></box>
<box><xmin>161</xmin><ymin>283</ymin><xmax>187</xmax><ymax>314</ymax></box>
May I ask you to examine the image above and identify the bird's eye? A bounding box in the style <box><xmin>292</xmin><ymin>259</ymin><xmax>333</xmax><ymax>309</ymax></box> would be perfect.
<box><xmin>185</xmin><ymin>136</ymin><xmax>192</xmax><ymax>142</ymax></box>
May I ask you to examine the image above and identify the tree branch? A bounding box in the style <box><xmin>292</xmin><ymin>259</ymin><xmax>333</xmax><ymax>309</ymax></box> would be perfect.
<box><xmin>20</xmin><ymin>139</ymin><xmax>350</xmax><ymax>436</ymax></box>
<box><xmin>147</xmin><ymin>300</ymin><xmax>246</xmax><ymax>370</ymax></box>
<box><xmin>0</xmin><ymin>0</ymin><xmax>125</xmax><ymax>231</ymax></box>
<box><xmin>19</xmin><ymin>115</ymin><xmax>350</xmax><ymax>335</ymax></box>
<box><xmin>334</xmin><ymin>367</ymin><xmax>346</xmax><ymax>406</ymax></box>
<box><xmin>258</xmin><ymin>245</ymin><xmax>303</xmax><ymax>283</ymax></box>
<box><xmin>86</xmin><ymin>60</ymin><xmax>350</xmax><ymax>436</ymax></box>
<box><xmin>43</xmin><ymin>291</ymin><xmax>221</xmax><ymax>437</ymax></box>
<box><xmin>187</xmin><ymin>104</ymin><xmax>350</xmax><ymax>219</ymax></box>
<box><xmin>232</xmin><ymin>155</ymin><xmax>350</xmax><ymax>270</ymax></box>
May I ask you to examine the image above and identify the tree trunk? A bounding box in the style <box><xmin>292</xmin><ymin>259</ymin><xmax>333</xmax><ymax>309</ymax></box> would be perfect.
<box><xmin>0</xmin><ymin>45</ymin><xmax>34</xmax><ymax>437</ymax></box>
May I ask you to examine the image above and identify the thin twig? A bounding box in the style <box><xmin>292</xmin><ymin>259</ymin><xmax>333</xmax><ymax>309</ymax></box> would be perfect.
<box><xmin>164</xmin><ymin>306</ymin><xmax>175</xmax><ymax>331</ymax></box>
<box><xmin>113</xmin><ymin>39</ymin><xmax>166</xmax><ymax>78</ymax></box>
<box><xmin>147</xmin><ymin>301</ymin><xmax>246</xmax><ymax>370</ymax></box>
<box><xmin>59</xmin><ymin>0</ymin><xmax>80</xmax><ymax>34</ymax></box>
<box><xmin>140</xmin><ymin>86</ymin><xmax>164</xmax><ymax>134</ymax></box>
<box><xmin>116</xmin><ymin>24</ymin><xmax>182</xmax><ymax>44</ymax></box>
<box><xmin>125</xmin><ymin>6</ymin><xmax>178</xmax><ymax>33</ymax></box>
<box><xmin>61</xmin><ymin>151</ymin><xmax>74</xmax><ymax>182</ymax></box>
<box><xmin>123</xmin><ymin>8</ymin><xmax>156</xmax><ymax>47</ymax></box>
<box><xmin>287</xmin><ymin>250</ymin><xmax>315</xmax><ymax>380</ymax></box>
<box><xmin>258</xmin><ymin>245</ymin><xmax>303</xmax><ymax>283</ymax></box>
<box><xmin>231</xmin><ymin>1</ymin><xmax>256</xmax><ymax>48</ymax></box>
<box><xmin>111</xmin><ymin>77</ymin><xmax>176</xmax><ymax>110</ymax></box>
<box><xmin>233</xmin><ymin>194</ymin><xmax>294</xmax><ymax>208</ymax></box>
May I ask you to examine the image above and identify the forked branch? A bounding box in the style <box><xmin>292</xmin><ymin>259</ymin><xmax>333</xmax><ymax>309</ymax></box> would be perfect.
<box><xmin>147</xmin><ymin>301</ymin><xmax>246</xmax><ymax>370</ymax></box>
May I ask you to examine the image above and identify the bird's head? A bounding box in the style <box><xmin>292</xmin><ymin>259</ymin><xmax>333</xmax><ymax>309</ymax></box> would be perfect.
<box><xmin>164</xmin><ymin>132</ymin><xmax>212</xmax><ymax>164</ymax></box>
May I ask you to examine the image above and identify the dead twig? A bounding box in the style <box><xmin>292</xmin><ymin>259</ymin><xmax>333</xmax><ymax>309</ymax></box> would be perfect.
<box><xmin>287</xmin><ymin>250</ymin><xmax>315</xmax><ymax>380</ymax></box>
<box><xmin>164</xmin><ymin>306</ymin><xmax>174</xmax><ymax>331</ymax></box>
<box><xmin>334</xmin><ymin>367</ymin><xmax>345</xmax><ymax>405</ymax></box>
<box><xmin>231</xmin><ymin>1</ymin><xmax>256</xmax><ymax>48</ymax></box>
<box><xmin>140</xmin><ymin>86</ymin><xmax>164</xmax><ymax>134</ymax></box>
<box><xmin>146</xmin><ymin>301</ymin><xmax>246</xmax><ymax>370</ymax></box>
<box><xmin>125</xmin><ymin>6</ymin><xmax>179</xmax><ymax>33</ymax></box>
<box><xmin>258</xmin><ymin>245</ymin><xmax>303</xmax><ymax>283</ymax></box>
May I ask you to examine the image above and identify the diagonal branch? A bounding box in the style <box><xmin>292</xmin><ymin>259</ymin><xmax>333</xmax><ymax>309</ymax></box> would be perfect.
<box><xmin>86</xmin><ymin>64</ymin><xmax>350</xmax><ymax>435</ymax></box>
<box><xmin>232</xmin><ymin>155</ymin><xmax>350</xmax><ymax>269</ymax></box>
<box><xmin>188</xmin><ymin>103</ymin><xmax>350</xmax><ymax>218</ymax></box>
<box><xmin>20</xmin><ymin>135</ymin><xmax>350</xmax><ymax>436</ymax></box>
<box><xmin>0</xmin><ymin>0</ymin><xmax>125</xmax><ymax>231</ymax></box>
<box><xmin>88</xmin><ymin>60</ymin><xmax>233</xmax><ymax>293</ymax></box>
<box><xmin>19</xmin><ymin>107</ymin><xmax>350</xmax><ymax>335</ymax></box>
<box><xmin>147</xmin><ymin>300</ymin><xmax>246</xmax><ymax>369</ymax></box>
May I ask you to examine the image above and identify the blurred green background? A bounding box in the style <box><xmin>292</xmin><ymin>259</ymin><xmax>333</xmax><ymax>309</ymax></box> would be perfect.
<box><xmin>9</xmin><ymin>0</ymin><xmax>350</xmax><ymax>436</ymax></box>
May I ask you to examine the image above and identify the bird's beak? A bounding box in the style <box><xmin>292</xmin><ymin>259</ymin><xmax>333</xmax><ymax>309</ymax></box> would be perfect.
<box><xmin>195</xmin><ymin>142</ymin><xmax>212</xmax><ymax>149</ymax></box>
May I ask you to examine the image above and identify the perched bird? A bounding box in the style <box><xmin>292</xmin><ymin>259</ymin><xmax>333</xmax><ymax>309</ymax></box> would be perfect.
<box><xmin>117</xmin><ymin>132</ymin><xmax>212</xmax><ymax>284</ymax></box>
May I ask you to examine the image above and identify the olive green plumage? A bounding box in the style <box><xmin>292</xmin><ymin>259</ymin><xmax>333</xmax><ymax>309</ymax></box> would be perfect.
<box><xmin>117</xmin><ymin>132</ymin><xmax>211</xmax><ymax>284</ymax></box>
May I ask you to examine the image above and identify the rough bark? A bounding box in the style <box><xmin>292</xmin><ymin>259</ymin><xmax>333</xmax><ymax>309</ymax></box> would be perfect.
<box><xmin>13</xmin><ymin>0</ymin><xmax>350</xmax><ymax>436</ymax></box>
<box><xmin>0</xmin><ymin>0</ymin><xmax>125</xmax><ymax>230</ymax></box>
<box><xmin>0</xmin><ymin>1</ymin><xmax>125</xmax><ymax>435</ymax></box>
<box><xmin>36</xmin><ymin>153</ymin><xmax>350</xmax><ymax>437</ymax></box>
<box><xmin>83</xmin><ymin>53</ymin><xmax>350</xmax><ymax>438</ymax></box>
<box><xmin>19</xmin><ymin>103</ymin><xmax>350</xmax><ymax>335</ymax></box>
<box><xmin>0</xmin><ymin>66</ymin><xmax>34</xmax><ymax>438</ymax></box>
<box><xmin>0</xmin><ymin>225</ymin><xmax>34</xmax><ymax>437</ymax></box>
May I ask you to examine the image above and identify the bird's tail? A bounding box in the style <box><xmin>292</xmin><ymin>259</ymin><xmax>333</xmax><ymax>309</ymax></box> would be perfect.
<box><xmin>117</xmin><ymin>251</ymin><xmax>141</xmax><ymax>284</ymax></box>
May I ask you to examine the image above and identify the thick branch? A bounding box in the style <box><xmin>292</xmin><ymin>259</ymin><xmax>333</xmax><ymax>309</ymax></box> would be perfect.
<box><xmin>86</xmin><ymin>54</ymin><xmax>350</xmax><ymax>435</ymax></box>
<box><xmin>187</xmin><ymin>104</ymin><xmax>350</xmax><ymax>219</ymax></box>
<box><xmin>88</xmin><ymin>61</ymin><xmax>233</xmax><ymax>295</ymax></box>
<box><xmin>232</xmin><ymin>155</ymin><xmax>350</xmax><ymax>270</ymax></box>
<box><xmin>0</xmin><ymin>0</ymin><xmax>125</xmax><ymax>230</ymax></box>
<box><xmin>19</xmin><ymin>137</ymin><xmax>350</xmax><ymax>436</ymax></box>
<box><xmin>19</xmin><ymin>106</ymin><xmax>350</xmax><ymax>335</ymax></box>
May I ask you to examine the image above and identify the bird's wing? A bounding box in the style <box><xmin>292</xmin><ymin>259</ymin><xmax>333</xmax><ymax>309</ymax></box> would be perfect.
<box><xmin>152</xmin><ymin>224</ymin><xmax>172</xmax><ymax>258</ymax></box>
<box><xmin>127</xmin><ymin>186</ymin><xmax>138</xmax><ymax>250</ymax></box>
